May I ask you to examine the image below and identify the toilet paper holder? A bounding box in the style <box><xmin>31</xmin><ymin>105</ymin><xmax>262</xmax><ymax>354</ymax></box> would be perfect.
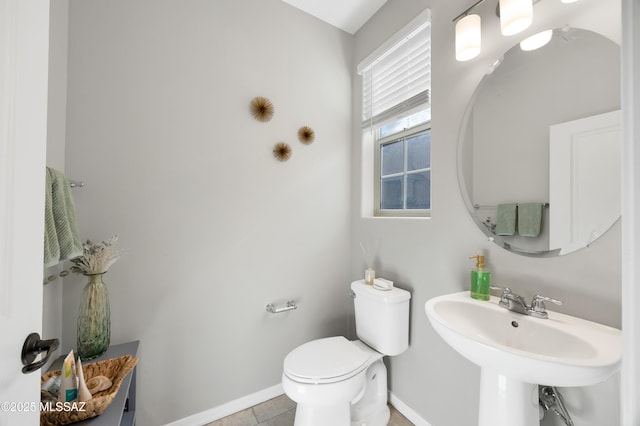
<box><xmin>266</xmin><ymin>300</ymin><xmax>297</xmax><ymax>314</ymax></box>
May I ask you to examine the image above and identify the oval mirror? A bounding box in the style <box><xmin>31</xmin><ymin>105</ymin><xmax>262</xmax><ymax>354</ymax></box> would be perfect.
<box><xmin>458</xmin><ymin>27</ymin><xmax>621</xmax><ymax>257</ymax></box>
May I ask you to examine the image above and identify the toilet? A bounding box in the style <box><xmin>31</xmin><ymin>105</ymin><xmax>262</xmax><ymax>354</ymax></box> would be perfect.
<box><xmin>282</xmin><ymin>280</ymin><xmax>411</xmax><ymax>426</ymax></box>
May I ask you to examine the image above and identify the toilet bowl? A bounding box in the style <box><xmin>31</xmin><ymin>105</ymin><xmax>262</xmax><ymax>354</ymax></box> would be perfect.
<box><xmin>282</xmin><ymin>337</ymin><xmax>389</xmax><ymax>426</ymax></box>
<box><xmin>282</xmin><ymin>280</ymin><xmax>411</xmax><ymax>426</ymax></box>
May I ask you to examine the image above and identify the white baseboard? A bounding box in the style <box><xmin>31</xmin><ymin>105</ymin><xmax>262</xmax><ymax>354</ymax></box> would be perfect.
<box><xmin>389</xmin><ymin>391</ymin><xmax>433</xmax><ymax>426</ymax></box>
<box><xmin>164</xmin><ymin>383</ymin><xmax>284</xmax><ymax>426</ymax></box>
<box><xmin>165</xmin><ymin>384</ymin><xmax>431</xmax><ymax>426</ymax></box>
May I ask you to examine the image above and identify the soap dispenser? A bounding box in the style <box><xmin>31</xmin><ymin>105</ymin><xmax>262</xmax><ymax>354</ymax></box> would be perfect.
<box><xmin>469</xmin><ymin>255</ymin><xmax>491</xmax><ymax>301</ymax></box>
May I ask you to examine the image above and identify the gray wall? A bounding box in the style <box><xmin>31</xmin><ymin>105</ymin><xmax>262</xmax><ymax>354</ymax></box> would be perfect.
<box><xmin>351</xmin><ymin>1</ymin><xmax>621</xmax><ymax>425</ymax></box>
<box><xmin>62</xmin><ymin>1</ymin><xmax>352</xmax><ymax>424</ymax></box>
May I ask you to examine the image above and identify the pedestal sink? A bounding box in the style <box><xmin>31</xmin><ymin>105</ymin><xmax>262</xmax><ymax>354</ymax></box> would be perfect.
<box><xmin>425</xmin><ymin>291</ymin><xmax>621</xmax><ymax>426</ymax></box>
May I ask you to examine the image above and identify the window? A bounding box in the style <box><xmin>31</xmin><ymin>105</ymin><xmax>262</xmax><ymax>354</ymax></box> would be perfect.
<box><xmin>375</xmin><ymin>123</ymin><xmax>431</xmax><ymax>216</ymax></box>
<box><xmin>358</xmin><ymin>10</ymin><xmax>431</xmax><ymax>217</ymax></box>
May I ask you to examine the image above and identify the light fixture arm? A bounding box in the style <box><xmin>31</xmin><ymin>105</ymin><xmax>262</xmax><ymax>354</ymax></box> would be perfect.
<box><xmin>495</xmin><ymin>0</ymin><xmax>542</xmax><ymax>18</ymax></box>
<box><xmin>453</xmin><ymin>0</ymin><xmax>486</xmax><ymax>23</ymax></box>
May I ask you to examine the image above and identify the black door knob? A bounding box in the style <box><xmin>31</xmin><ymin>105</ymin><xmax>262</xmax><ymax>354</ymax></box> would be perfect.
<box><xmin>21</xmin><ymin>332</ymin><xmax>60</xmax><ymax>374</ymax></box>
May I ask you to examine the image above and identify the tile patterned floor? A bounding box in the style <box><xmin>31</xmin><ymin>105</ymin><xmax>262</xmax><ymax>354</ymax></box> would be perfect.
<box><xmin>204</xmin><ymin>394</ymin><xmax>414</xmax><ymax>426</ymax></box>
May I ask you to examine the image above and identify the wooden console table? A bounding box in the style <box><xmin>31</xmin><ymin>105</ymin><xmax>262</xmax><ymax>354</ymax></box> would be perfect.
<box><xmin>48</xmin><ymin>341</ymin><xmax>139</xmax><ymax>426</ymax></box>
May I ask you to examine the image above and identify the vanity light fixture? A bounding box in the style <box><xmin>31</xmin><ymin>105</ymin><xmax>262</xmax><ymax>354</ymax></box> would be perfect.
<box><xmin>454</xmin><ymin>0</ymin><xmax>566</xmax><ymax>62</ymax></box>
<box><xmin>455</xmin><ymin>14</ymin><xmax>482</xmax><ymax>61</ymax></box>
<box><xmin>499</xmin><ymin>0</ymin><xmax>533</xmax><ymax>36</ymax></box>
<box><xmin>453</xmin><ymin>0</ymin><xmax>485</xmax><ymax>62</ymax></box>
<box><xmin>520</xmin><ymin>29</ymin><xmax>553</xmax><ymax>51</ymax></box>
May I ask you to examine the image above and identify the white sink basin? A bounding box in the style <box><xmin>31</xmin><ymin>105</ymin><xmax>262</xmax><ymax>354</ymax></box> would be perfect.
<box><xmin>425</xmin><ymin>291</ymin><xmax>621</xmax><ymax>386</ymax></box>
<box><xmin>425</xmin><ymin>291</ymin><xmax>621</xmax><ymax>426</ymax></box>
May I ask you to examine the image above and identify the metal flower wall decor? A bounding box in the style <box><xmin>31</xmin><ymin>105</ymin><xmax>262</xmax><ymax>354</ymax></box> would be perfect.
<box><xmin>273</xmin><ymin>142</ymin><xmax>292</xmax><ymax>162</ymax></box>
<box><xmin>297</xmin><ymin>126</ymin><xmax>315</xmax><ymax>144</ymax></box>
<box><xmin>248</xmin><ymin>95</ymin><xmax>317</xmax><ymax>162</ymax></box>
<box><xmin>250</xmin><ymin>96</ymin><xmax>275</xmax><ymax>122</ymax></box>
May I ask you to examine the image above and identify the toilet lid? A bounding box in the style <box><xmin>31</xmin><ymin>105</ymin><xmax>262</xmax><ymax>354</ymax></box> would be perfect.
<box><xmin>284</xmin><ymin>336</ymin><xmax>369</xmax><ymax>384</ymax></box>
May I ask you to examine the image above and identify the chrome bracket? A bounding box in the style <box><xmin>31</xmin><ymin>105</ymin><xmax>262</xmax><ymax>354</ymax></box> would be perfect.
<box><xmin>265</xmin><ymin>300</ymin><xmax>297</xmax><ymax>314</ymax></box>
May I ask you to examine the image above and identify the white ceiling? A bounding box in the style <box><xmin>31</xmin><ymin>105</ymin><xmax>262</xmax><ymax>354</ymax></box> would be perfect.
<box><xmin>281</xmin><ymin>0</ymin><xmax>388</xmax><ymax>34</ymax></box>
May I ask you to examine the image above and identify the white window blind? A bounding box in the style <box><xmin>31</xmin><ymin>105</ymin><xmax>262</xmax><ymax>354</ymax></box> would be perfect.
<box><xmin>358</xmin><ymin>10</ymin><xmax>431</xmax><ymax>129</ymax></box>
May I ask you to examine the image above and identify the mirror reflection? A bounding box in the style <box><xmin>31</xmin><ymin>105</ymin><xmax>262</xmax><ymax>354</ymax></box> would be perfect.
<box><xmin>458</xmin><ymin>27</ymin><xmax>621</xmax><ymax>256</ymax></box>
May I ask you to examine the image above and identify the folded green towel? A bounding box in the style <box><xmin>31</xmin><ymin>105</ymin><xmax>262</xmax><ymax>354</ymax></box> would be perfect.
<box><xmin>495</xmin><ymin>203</ymin><xmax>517</xmax><ymax>236</ymax></box>
<box><xmin>44</xmin><ymin>167</ymin><xmax>82</xmax><ymax>267</ymax></box>
<box><xmin>43</xmin><ymin>170</ymin><xmax>58</xmax><ymax>266</ymax></box>
<box><xmin>518</xmin><ymin>203</ymin><xmax>542</xmax><ymax>237</ymax></box>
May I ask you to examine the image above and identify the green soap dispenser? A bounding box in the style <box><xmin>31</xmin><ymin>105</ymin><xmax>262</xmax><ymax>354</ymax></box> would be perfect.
<box><xmin>469</xmin><ymin>255</ymin><xmax>491</xmax><ymax>301</ymax></box>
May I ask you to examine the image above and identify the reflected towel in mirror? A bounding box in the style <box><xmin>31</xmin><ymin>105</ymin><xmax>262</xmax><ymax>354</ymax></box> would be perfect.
<box><xmin>496</xmin><ymin>203</ymin><xmax>517</xmax><ymax>236</ymax></box>
<box><xmin>518</xmin><ymin>203</ymin><xmax>542</xmax><ymax>237</ymax></box>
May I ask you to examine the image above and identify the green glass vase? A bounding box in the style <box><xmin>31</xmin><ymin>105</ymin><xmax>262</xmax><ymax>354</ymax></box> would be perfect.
<box><xmin>77</xmin><ymin>273</ymin><xmax>110</xmax><ymax>360</ymax></box>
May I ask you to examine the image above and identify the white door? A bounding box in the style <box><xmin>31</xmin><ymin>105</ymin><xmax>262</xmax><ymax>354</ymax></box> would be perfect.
<box><xmin>549</xmin><ymin>110</ymin><xmax>622</xmax><ymax>254</ymax></box>
<box><xmin>0</xmin><ymin>0</ymin><xmax>50</xmax><ymax>424</ymax></box>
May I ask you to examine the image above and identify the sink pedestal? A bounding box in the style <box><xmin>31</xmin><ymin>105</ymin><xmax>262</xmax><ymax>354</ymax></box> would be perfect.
<box><xmin>479</xmin><ymin>369</ymin><xmax>539</xmax><ymax>426</ymax></box>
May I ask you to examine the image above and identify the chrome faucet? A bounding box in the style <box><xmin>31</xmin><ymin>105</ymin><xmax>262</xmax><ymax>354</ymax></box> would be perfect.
<box><xmin>498</xmin><ymin>288</ymin><xmax>529</xmax><ymax>315</ymax></box>
<box><xmin>494</xmin><ymin>287</ymin><xmax>563</xmax><ymax>319</ymax></box>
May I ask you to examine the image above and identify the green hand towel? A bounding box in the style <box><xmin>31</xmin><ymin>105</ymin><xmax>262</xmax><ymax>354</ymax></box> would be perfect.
<box><xmin>518</xmin><ymin>203</ymin><xmax>542</xmax><ymax>237</ymax></box>
<box><xmin>44</xmin><ymin>167</ymin><xmax>82</xmax><ymax>267</ymax></box>
<box><xmin>43</xmin><ymin>170</ymin><xmax>59</xmax><ymax>266</ymax></box>
<box><xmin>495</xmin><ymin>203</ymin><xmax>517</xmax><ymax>236</ymax></box>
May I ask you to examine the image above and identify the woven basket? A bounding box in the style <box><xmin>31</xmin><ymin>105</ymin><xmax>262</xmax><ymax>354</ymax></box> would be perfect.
<box><xmin>40</xmin><ymin>355</ymin><xmax>138</xmax><ymax>426</ymax></box>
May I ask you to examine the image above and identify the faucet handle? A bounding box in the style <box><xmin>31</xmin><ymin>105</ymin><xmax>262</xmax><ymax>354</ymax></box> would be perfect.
<box><xmin>530</xmin><ymin>295</ymin><xmax>563</xmax><ymax>318</ymax></box>
<box><xmin>490</xmin><ymin>286</ymin><xmax>513</xmax><ymax>309</ymax></box>
<box><xmin>490</xmin><ymin>286</ymin><xmax>511</xmax><ymax>299</ymax></box>
<box><xmin>531</xmin><ymin>294</ymin><xmax>563</xmax><ymax>307</ymax></box>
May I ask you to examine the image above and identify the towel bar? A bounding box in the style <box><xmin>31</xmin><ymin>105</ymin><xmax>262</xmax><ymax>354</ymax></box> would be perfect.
<box><xmin>69</xmin><ymin>180</ymin><xmax>84</xmax><ymax>188</ymax></box>
<box><xmin>266</xmin><ymin>301</ymin><xmax>297</xmax><ymax>314</ymax></box>
<box><xmin>474</xmin><ymin>202</ymin><xmax>549</xmax><ymax>209</ymax></box>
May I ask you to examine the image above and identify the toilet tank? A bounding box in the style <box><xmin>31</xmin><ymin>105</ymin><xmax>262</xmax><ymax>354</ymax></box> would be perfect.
<box><xmin>351</xmin><ymin>280</ymin><xmax>411</xmax><ymax>356</ymax></box>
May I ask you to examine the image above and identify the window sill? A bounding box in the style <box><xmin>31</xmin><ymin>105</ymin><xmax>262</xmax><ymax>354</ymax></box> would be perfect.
<box><xmin>364</xmin><ymin>214</ymin><xmax>432</xmax><ymax>220</ymax></box>
<box><xmin>374</xmin><ymin>209</ymin><xmax>431</xmax><ymax>218</ymax></box>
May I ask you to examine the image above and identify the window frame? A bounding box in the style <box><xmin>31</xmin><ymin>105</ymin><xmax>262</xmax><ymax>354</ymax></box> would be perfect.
<box><xmin>374</xmin><ymin>122</ymin><xmax>431</xmax><ymax>218</ymax></box>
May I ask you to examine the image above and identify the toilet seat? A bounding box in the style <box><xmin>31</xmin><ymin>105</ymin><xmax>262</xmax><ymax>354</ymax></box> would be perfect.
<box><xmin>284</xmin><ymin>336</ymin><xmax>370</xmax><ymax>384</ymax></box>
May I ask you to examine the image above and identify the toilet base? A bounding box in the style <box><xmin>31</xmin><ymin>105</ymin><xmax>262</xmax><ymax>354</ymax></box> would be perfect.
<box><xmin>294</xmin><ymin>402</ymin><xmax>351</xmax><ymax>426</ymax></box>
<box><xmin>351</xmin><ymin>404</ymin><xmax>390</xmax><ymax>426</ymax></box>
<box><xmin>350</xmin><ymin>357</ymin><xmax>389</xmax><ymax>426</ymax></box>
